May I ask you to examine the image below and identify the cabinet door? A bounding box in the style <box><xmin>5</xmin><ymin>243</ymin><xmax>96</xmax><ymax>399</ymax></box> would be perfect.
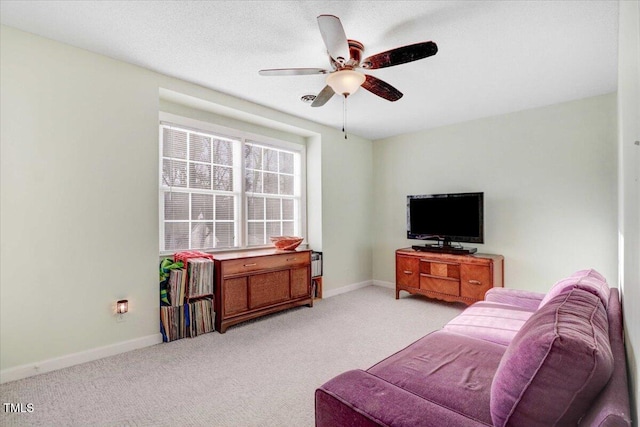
<box><xmin>224</xmin><ymin>277</ymin><xmax>248</xmax><ymax>315</ymax></box>
<box><xmin>396</xmin><ymin>256</ymin><xmax>419</xmax><ymax>288</ymax></box>
<box><xmin>460</xmin><ymin>264</ymin><xmax>492</xmax><ymax>300</ymax></box>
<box><xmin>290</xmin><ymin>266</ymin><xmax>310</xmax><ymax>299</ymax></box>
<box><xmin>249</xmin><ymin>270</ymin><xmax>290</xmax><ymax>309</ymax></box>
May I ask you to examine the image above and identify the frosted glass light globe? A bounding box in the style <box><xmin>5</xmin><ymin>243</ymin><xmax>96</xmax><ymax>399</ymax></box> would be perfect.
<box><xmin>326</xmin><ymin>70</ymin><xmax>366</xmax><ymax>96</ymax></box>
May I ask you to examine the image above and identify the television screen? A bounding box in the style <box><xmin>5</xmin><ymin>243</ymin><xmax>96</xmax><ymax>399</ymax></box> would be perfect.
<box><xmin>407</xmin><ymin>192</ymin><xmax>484</xmax><ymax>244</ymax></box>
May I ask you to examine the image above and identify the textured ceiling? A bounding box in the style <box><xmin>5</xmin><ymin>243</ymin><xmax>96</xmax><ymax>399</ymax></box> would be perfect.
<box><xmin>0</xmin><ymin>1</ymin><xmax>619</xmax><ymax>140</ymax></box>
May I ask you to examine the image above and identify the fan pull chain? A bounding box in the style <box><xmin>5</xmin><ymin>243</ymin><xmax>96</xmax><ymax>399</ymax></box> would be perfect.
<box><xmin>342</xmin><ymin>95</ymin><xmax>348</xmax><ymax>140</ymax></box>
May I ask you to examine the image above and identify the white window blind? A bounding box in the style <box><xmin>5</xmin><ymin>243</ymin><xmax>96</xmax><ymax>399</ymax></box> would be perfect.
<box><xmin>159</xmin><ymin>121</ymin><xmax>303</xmax><ymax>253</ymax></box>
<box><xmin>245</xmin><ymin>142</ymin><xmax>300</xmax><ymax>246</ymax></box>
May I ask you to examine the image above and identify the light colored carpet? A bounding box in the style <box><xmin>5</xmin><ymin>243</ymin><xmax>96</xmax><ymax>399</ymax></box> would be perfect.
<box><xmin>0</xmin><ymin>285</ymin><xmax>463</xmax><ymax>427</ymax></box>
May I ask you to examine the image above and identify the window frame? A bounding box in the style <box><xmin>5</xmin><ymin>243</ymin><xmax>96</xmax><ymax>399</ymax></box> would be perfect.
<box><xmin>158</xmin><ymin>112</ymin><xmax>306</xmax><ymax>255</ymax></box>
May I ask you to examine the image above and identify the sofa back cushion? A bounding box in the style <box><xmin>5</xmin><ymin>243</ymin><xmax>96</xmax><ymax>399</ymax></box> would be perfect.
<box><xmin>490</xmin><ymin>288</ymin><xmax>614</xmax><ymax>427</ymax></box>
<box><xmin>538</xmin><ymin>268</ymin><xmax>610</xmax><ymax>309</ymax></box>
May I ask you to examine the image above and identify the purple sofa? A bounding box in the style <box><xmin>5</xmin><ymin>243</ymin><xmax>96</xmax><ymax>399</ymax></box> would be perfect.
<box><xmin>315</xmin><ymin>270</ymin><xmax>631</xmax><ymax>426</ymax></box>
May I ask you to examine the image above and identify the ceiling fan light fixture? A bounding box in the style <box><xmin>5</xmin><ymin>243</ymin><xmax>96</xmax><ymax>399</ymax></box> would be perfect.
<box><xmin>326</xmin><ymin>69</ymin><xmax>366</xmax><ymax>96</ymax></box>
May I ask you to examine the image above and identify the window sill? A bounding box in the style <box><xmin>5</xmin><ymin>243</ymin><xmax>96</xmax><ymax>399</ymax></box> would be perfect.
<box><xmin>159</xmin><ymin>243</ymin><xmax>309</xmax><ymax>259</ymax></box>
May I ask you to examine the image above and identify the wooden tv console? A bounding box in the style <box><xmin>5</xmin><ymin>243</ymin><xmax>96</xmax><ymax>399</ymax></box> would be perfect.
<box><xmin>396</xmin><ymin>248</ymin><xmax>504</xmax><ymax>305</ymax></box>
<box><xmin>213</xmin><ymin>249</ymin><xmax>313</xmax><ymax>333</ymax></box>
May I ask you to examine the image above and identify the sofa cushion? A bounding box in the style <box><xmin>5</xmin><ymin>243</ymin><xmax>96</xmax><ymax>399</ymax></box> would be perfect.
<box><xmin>538</xmin><ymin>268</ymin><xmax>610</xmax><ymax>309</ymax></box>
<box><xmin>316</xmin><ymin>369</ymin><xmax>492</xmax><ymax>427</ymax></box>
<box><xmin>443</xmin><ymin>301</ymin><xmax>536</xmax><ymax>346</ymax></box>
<box><xmin>367</xmin><ymin>330</ymin><xmax>506</xmax><ymax>425</ymax></box>
<box><xmin>490</xmin><ymin>288</ymin><xmax>614</xmax><ymax>427</ymax></box>
<box><xmin>484</xmin><ymin>287</ymin><xmax>545</xmax><ymax>311</ymax></box>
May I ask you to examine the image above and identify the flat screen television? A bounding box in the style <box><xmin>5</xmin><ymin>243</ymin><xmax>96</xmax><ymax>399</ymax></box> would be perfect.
<box><xmin>407</xmin><ymin>192</ymin><xmax>484</xmax><ymax>253</ymax></box>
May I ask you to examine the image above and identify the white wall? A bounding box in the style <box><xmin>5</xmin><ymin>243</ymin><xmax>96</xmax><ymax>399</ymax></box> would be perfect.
<box><xmin>0</xmin><ymin>25</ymin><xmax>374</xmax><ymax>378</ymax></box>
<box><xmin>618</xmin><ymin>0</ymin><xmax>640</xmax><ymax>421</ymax></box>
<box><xmin>372</xmin><ymin>94</ymin><xmax>618</xmax><ymax>293</ymax></box>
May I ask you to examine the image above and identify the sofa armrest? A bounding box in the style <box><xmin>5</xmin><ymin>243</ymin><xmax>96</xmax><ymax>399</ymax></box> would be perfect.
<box><xmin>484</xmin><ymin>288</ymin><xmax>545</xmax><ymax>310</ymax></box>
<box><xmin>316</xmin><ymin>370</ymin><xmax>490</xmax><ymax>427</ymax></box>
<box><xmin>579</xmin><ymin>288</ymin><xmax>631</xmax><ymax>426</ymax></box>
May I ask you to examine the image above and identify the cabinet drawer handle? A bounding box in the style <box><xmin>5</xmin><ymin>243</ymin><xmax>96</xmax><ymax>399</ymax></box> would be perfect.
<box><xmin>403</xmin><ymin>270</ymin><xmax>413</xmax><ymax>275</ymax></box>
<box><xmin>286</xmin><ymin>257</ymin><xmax>297</xmax><ymax>261</ymax></box>
<box><xmin>468</xmin><ymin>280</ymin><xmax>482</xmax><ymax>285</ymax></box>
<box><xmin>243</xmin><ymin>263</ymin><xmax>257</xmax><ymax>267</ymax></box>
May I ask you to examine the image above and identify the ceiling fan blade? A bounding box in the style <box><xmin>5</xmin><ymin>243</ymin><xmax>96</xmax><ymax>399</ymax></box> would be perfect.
<box><xmin>259</xmin><ymin>68</ymin><xmax>329</xmax><ymax>76</ymax></box>
<box><xmin>361</xmin><ymin>41</ymin><xmax>438</xmax><ymax>69</ymax></box>
<box><xmin>311</xmin><ymin>85</ymin><xmax>335</xmax><ymax>107</ymax></box>
<box><xmin>317</xmin><ymin>15</ymin><xmax>350</xmax><ymax>63</ymax></box>
<box><xmin>361</xmin><ymin>75</ymin><xmax>403</xmax><ymax>102</ymax></box>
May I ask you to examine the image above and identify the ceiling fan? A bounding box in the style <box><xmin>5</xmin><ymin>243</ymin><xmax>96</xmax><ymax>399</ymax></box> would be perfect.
<box><xmin>259</xmin><ymin>14</ymin><xmax>438</xmax><ymax>107</ymax></box>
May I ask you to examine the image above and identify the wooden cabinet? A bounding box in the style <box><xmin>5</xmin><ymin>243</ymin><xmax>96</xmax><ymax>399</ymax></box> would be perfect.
<box><xmin>396</xmin><ymin>256</ymin><xmax>420</xmax><ymax>289</ymax></box>
<box><xmin>214</xmin><ymin>249</ymin><xmax>312</xmax><ymax>333</ymax></box>
<box><xmin>395</xmin><ymin>248</ymin><xmax>503</xmax><ymax>305</ymax></box>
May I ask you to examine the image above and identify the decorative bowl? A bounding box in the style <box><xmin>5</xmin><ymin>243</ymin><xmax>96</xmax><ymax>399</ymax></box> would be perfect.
<box><xmin>270</xmin><ymin>236</ymin><xmax>304</xmax><ymax>251</ymax></box>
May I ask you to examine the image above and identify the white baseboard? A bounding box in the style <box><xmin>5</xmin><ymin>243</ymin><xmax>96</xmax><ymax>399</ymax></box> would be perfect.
<box><xmin>322</xmin><ymin>280</ymin><xmax>373</xmax><ymax>298</ymax></box>
<box><xmin>321</xmin><ymin>279</ymin><xmax>395</xmax><ymax>299</ymax></box>
<box><xmin>2</xmin><ymin>282</ymin><xmax>398</xmax><ymax>383</ymax></box>
<box><xmin>0</xmin><ymin>333</ymin><xmax>163</xmax><ymax>384</ymax></box>
<box><xmin>372</xmin><ymin>280</ymin><xmax>395</xmax><ymax>289</ymax></box>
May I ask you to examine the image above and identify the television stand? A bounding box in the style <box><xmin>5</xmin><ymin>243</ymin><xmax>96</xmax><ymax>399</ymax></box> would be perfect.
<box><xmin>396</xmin><ymin>248</ymin><xmax>504</xmax><ymax>305</ymax></box>
<box><xmin>412</xmin><ymin>244</ymin><xmax>478</xmax><ymax>255</ymax></box>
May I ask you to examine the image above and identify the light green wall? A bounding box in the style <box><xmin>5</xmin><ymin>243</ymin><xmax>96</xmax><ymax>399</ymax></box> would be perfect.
<box><xmin>158</xmin><ymin>99</ymin><xmax>307</xmax><ymax>145</ymax></box>
<box><xmin>372</xmin><ymin>94</ymin><xmax>618</xmax><ymax>293</ymax></box>
<box><xmin>618</xmin><ymin>0</ymin><xmax>640</xmax><ymax>422</ymax></box>
<box><xmin>1</xmin><ymin>13</ymin><xmax>636</xmax><ymax>412</ymax></box>
<box><xmin>321</xmin><ymin>131</ymin><xmax>373</xmax><ymax>289</ymax></box>
<box><xmin>0</xmin><ymin>25</ymin><xmax>374</xmax><ymax>373</ymax></box>
<box><xmin>0</xmin><ymin>25</ymin><xmax>160</xmax><ymax>370</ymax></box>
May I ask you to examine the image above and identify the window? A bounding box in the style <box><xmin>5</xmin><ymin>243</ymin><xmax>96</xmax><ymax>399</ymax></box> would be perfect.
<box><xmin>245</xmin><ymin>143</ymin><xmax>299</xmax><ymax>246</ymax></box>
<box><xmin>159</xmin><ymin>120</ymin><xmax>304</xmax><ymax>253</ymax></box>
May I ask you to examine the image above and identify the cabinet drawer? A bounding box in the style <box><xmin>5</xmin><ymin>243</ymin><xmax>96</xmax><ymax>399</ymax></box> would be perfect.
<box><xmin>420</xmin><ymin>259</ymin><xmax>460</xmax><ymax>279</ymax></box>
<box><xmin>460</xmin><ymin>264</ymin><xmax>492</xmax><ymax>300</ymax></box>
<box><xmin>223</xmin><ymin>252</ymin><xmax>309</xmax><ymax>276</ymax></box>
<box><xmin>396</xmin><ymin>256</ymin><xmax>419</xmax><ymax>288</ymax></box>
<box><xmin>420</xmin><ymin>275</ymin><xmax>460</xmax><ymax>296</ymax></box>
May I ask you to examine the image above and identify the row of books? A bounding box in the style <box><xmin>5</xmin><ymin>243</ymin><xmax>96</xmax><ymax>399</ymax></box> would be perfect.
<box><xmin>189</xmin><ymin>298</ymin><xmax>215</xmax><ymax>337</ymax></box>
<box><xmin>167</xmin><ymin>268</ymin><xmax>187</xmax><ymax>306</ymax></box>
<box><xmin>312</xmin><ymin>278</ymin><xmax>321</xmax><ymax>299</ymax></box>
<box><xmin>187</xmin><ymin>258</ymin><xmax>214</xmax><ymax>298</ymax></box>
<box><xmin>160</xmin><ymin>299</ymin><xmax>215</xmax><ymax>342</ymax></box>
<box><xmin>312</xmin><ymin>251</ymin><xmax>323</xmax><ymax>277</ymax></box>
